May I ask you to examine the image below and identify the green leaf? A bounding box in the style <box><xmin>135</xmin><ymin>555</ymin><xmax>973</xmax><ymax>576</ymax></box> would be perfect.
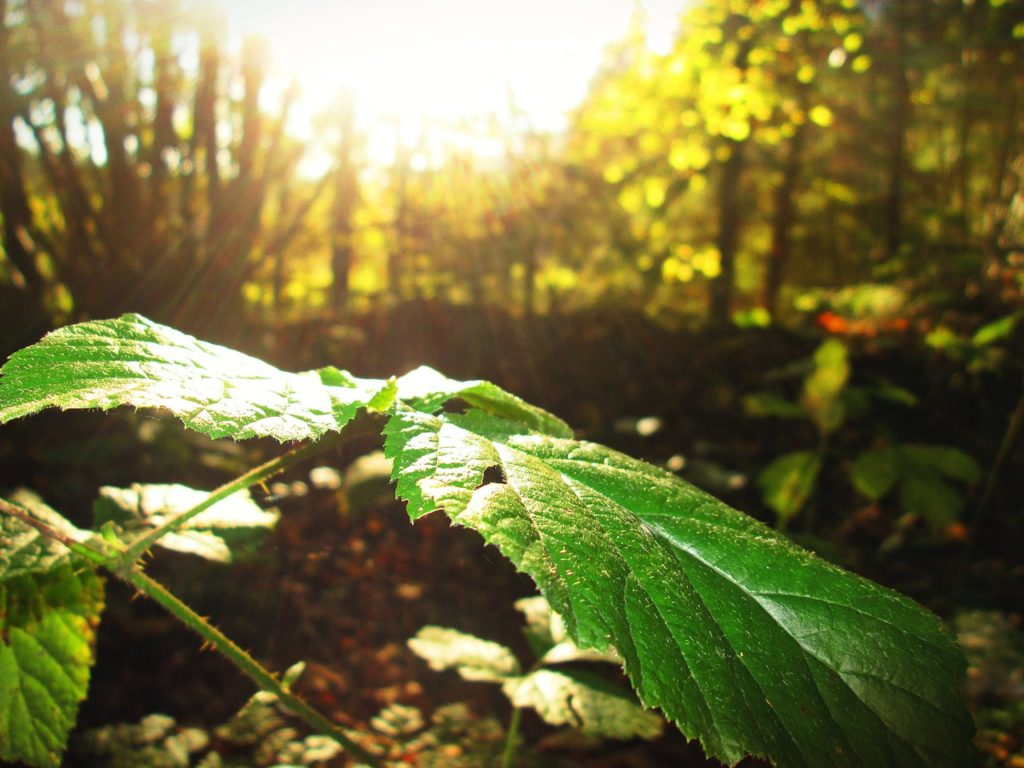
<box><xmin>757</xmin><ymin>450</ymin><xmax>823</xmax><ymax>525</ymax></box>
<box><xmin>801</xmin><ymin>339</ymin><xmax>850</xmax><ymax>436</ymax></box>
<box><xmin>502</xmin><ymin>668</ymin><xmax>663</xmax><ymax>740</ymax></box>
<box><xmin>394</xmin><ymin>365</ymin><xmax>572</xmax><ymax>438</ymax></box>
<box><xmin>899</xmin><ymin>475</ymin><xmax>964</xmax><ymax>531</ymax></box>
<box><xmin>409</xmin><ymin>617</ymin><xmax>658</xmax><ymax>741</ymax></box>
<box><xmin>0</xmin><ymin>494</ymin><xmax>105</xmax><ymax>768</ymax></box>
<box><xmin>925</xmin><ymin>326</ymin><xmax>966</xmax><ymax>357</ymax></box>
<box><xmin>93</xmin><ymin>483</ymin><xmax>279</xmax><ymax>563</ymax></box>
<box><xmin>0</xmin><ymin>490</ymin><xmax>92</xmax><ymax>580</ymax></box>
<box><xmin>971</xmin><ymin>313</ymin><xmax>1018</xmax><ymax>347</ymax></box>
<box><xmin>871</xmin><ymin>384</ymin><xmax>918</xmax><ymax>407</ymax></box>
<box><xmin>407</xmin><ymin>626</ymin><xmax>521</xmax><ymax>682</ymax></box>
<box><xmin>0</xmin><ymin>317</ymin><xmax>566</xmax><ymax>443</ymax></box>
<box><xmin>385</xmin><ymin>407</ymin><xmax>976</xmax><ymax>767</ymax></box>
<box><xmin>850</xmin><ymin>448</ymin><xmax>900</xmax><ymax>501</ymax></box>
<box><xmin>742</xmin><ymin>392</ymin><xmax>806</xmax><ymax>419</ymax></box>
<box><xmin>901</xmin><ymin>445</ymin><xmax>981</xmax><ymax>485</ymax></box>
<box><xmin>0</xmin><ymin>314</ymin><xmax>396</xmax><ymax>442</ymax></box>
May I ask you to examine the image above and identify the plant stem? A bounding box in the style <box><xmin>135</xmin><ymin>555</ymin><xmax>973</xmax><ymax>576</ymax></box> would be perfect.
<box><xmin>121</xmin><ymin>432</ymin><xmax>344</xmax><ymax>565</ymax></box>
<box><xmin>0</xmin><ymin>495</ymin><xmax>383</xmax><ymax>766</ymax></box>
<box><xmin>957</xmin><ymin>377</ymin><xmax>1024</xmax><ymax>588</ymax></box>
<box><xmin>975</xmin><ymin>378</ymin><xmax>1024</xmax><ymax>521</ymax></box>
<box><xmin>125</xmin><ymin>568</ymin><xmax>382</xmax><ymax>766</ymax></box>
<box><xmin>501</xmin><ymin>705</ymin><xmax>523</xmax><ymax>768</ymax></box>
<box><xmin>0</xmin><ymin>497</ymin><xmax>111</xmax><ymax>566</ymax></box>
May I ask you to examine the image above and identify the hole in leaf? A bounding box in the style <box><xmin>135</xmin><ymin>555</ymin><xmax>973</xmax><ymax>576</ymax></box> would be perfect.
<box><xmin>479</xmin><ymin>464</ymin><xmax>507</xmax><ymax>487</ymax></box>
<box><xmin>441</xmin><ymin>397</ymin><xmax>471</xmax><ymax>414</ymax></box>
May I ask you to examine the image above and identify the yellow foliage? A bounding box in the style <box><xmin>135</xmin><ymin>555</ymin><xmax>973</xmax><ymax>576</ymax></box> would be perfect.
<box><xmin>640</xmin><ymin>131</ymin><xmax>664</xmax><ymax>155</ymax></box>
<box><xmin>619</xmin><ymin>185</ymin><xmax>645</xmax><ymax>215</ymax></box>
<box><xmin>852</xmin><ymin>55</ymin><xmax>871</xmax><ymax>73</ymax></box>
<box><xmin>721</xmin><ymin>116</ymin><xmax>751</xmax><ymax>142</ymax></box>
<box><xmin>809</xmin><ymin>105</ymin><xmax>833</xmax><ymax>127</ymax></box>
<box><xmin>644</xmin><ymin>177</ymin><xmax>668</xmax><ymax>209</ymax></box>
<box><xmin>603</xmin><ymin>164</ymin><xmax>626</xmax><ymax>184</ymax></box>
<box><xmin>696</xmin><ymin>246</ymin><xmax>722</xmax><ymax>278</ymax></box>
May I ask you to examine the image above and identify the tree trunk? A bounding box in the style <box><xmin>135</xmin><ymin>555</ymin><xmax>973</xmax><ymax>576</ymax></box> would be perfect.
<box><xmin>709</xmin><ymin>138</ymin><xmax>746</xmax><ymax>326</ymax></box>
<box><xmin>883</xmin><ymin>6</ymin><xmax>912</xmax><ymax>261</ymax></box>
<box><xmin>0</xmin><ymin>0</ymin><xmax>46</xmax><ymax>301</ymax></box>
<box><xmin>707</xmin><ymin>20</ymin><xmax>753</xmax><ymax>327</ymax></box>
<box><xmin>330</xmin><ymin>93</ymin><xmax>358</xmax><ymax>312</ymax></box>
<box><xmin>763</xmin><ymin>118</ymin><xmax>806</xmax><ymax>319</ymax></box>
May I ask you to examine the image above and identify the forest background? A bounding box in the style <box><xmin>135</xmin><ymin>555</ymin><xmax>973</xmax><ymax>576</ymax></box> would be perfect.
<box><xmin>1</xmin><ymin>0</ymin><xmax>1023</xmax><ymax>765</ymax></box>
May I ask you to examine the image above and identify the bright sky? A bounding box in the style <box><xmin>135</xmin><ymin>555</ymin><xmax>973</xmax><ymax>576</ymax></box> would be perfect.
<box><xmin>215</xmin><ymin>0</ymin><xmax>683</xmax><ymax>162</ymax></box>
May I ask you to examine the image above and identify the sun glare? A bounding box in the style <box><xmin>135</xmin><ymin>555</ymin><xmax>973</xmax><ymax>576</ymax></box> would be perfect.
<box><xmin>217</xmin><ymin>0</ymin><xmax>683</xmax><ymax>164</ymax></box>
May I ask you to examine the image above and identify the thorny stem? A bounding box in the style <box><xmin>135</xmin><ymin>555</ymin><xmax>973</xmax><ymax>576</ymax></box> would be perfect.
<box><xmin>1</xmin><ymin>495</ymin><xmax>383</xmax><ymax>766</ymax></box>
<box><xmin>0</xmin><ymin>423</ymin><xmax>389</xmax><ymax>767</ymax></box>
<box><xmin>0</xmin><ymin>497</ymin><xmax>111</xmax><ymax>567</ymax></box>
<box><xmin>125</xmin><ymin>568</ymin><xmax>381</xmax><ymax>766</ymax></box>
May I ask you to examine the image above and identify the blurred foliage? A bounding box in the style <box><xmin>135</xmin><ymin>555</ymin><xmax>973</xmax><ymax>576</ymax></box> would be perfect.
<box><xmin>1</xmin><ymin>0</ymin><xmax>1022</xmax><ymax>337</ymax></box>
<box><xmin>408</xmin><ymin>596</ymin><xmax>663</xmax><ymax>743</ymax></box>
<box><xmin>747</xmin><ymin>336</ymin><xmax>981</xmax><ymax>536</ymax></box>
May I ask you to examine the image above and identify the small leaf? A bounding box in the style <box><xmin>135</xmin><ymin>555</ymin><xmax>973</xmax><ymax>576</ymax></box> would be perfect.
<box><xmin>871</xmin><ymin>384</ymin><xmax>918</xmax><ymax>407</ymax></box>
<box><xmin>850</xmin><ymin>448</ymin><xmax>900</xmax><ymax>501</ymax></box>
<box><xmin>386</xmin><ymin>407</ymin><xmax>976</xmax><ymax>766</ymax></box>
<box><xmin>0</xmin><ymin>314</ymin><xmax>396</xmax><ymax>442</ymax></box>
<box><xmin>93</xmin><ymin>484</ymin><xmax>278</xmax><ymax>562</ymax></box>
<box><xmin>515</xmin><ymin>595</ymin><xmax>563</xmax><ymax>658</ymax></box>
<box><xmin>503</xmin><ymin>669</ymin><xmax>663</xmax><ymax>740</ymax></box>
<box><xmin>0</xmin><ymin>490</ymin><xmax>91</xmax><ymax>580</ymax></box>
<box><xmin>899</xmin><ymin>475</ymin><xmax>964</xmax><ymax>531</ymax></box>
<box><xmin>515</xmin><ymin>596</ymin><xmax>618</xmax><ymax>665</ymax></box>
<box><xmin>757</xmin><ymin>450</ymin><xmax>823</xmax><ymax>524</ymax></box>
<box><xmin>742</xmin><ymin>392</ymin><xmax>806</xmax><ymax>419</ymax></box>
<box><xmin>901</xmin><ymin>445</ymin><xmax>981</xmax><ymax>485</ymax></box>
<box><xmin>925</xmin><ymin>326</ymin><xmax>965</xmax><ymax>356</ymax></box>
<box><xmin>801</xmin><ymin>339</ymin><xmax>850</xmax><ymax>435</ymax></box>
<box><xmin>971</xmin><ymin>313</ymin><xmax>1018</xmax><ymax>347</ymax></box>
<box><xmin>408</xmin><ymin>626</ymin><xmax>521</xmax><ymax>682</ymax></box>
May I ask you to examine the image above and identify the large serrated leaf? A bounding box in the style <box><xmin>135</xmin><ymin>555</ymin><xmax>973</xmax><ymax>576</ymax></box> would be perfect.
<box><xmin>393</xmin><ymin>365</ymin><xmax>572</xmax><ymax>438</ymax></box>
<box><xmin>0</xmin><ymin>314</ymin><xmax>396</xmax><ymax>441</ymax></box>
<box><xmin>384</xmin><ymin>407</ymin><xmax>976</xmax><ymax>767</ymax></box>
<box><xmin>0</xmin><ymin>495</ymin><xmax>105</xmax><ymax>768</ymax></box>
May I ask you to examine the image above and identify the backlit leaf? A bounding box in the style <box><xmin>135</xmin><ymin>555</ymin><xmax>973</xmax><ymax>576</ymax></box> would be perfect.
<box><xmin>503</xmin><ymin>668</ymin><xmax>663</xmax><ymax>740</ymax></box>
<box><xmin>0</xmin><ymin>314</ymin><xmax>396</xmax><ymax>442</ymax></box>
<box><xmin>408</xmin><ymin>626</ymin><xmax>521</xmax><ymax>683</ymax></box>
<box><xmin>93</xmin><ymin>483</ymin><xmax>279</xmax><ymax>563</ymax></box>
